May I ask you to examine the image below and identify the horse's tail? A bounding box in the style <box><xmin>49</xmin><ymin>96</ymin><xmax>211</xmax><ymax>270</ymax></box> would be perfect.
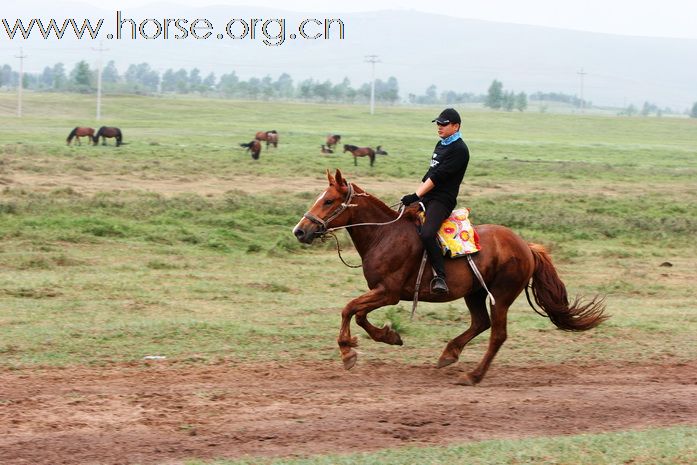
<box><xmin>67</xmin><ymin>127</ymin><xmax>77</xmax><ymax>143</ymax></box>
<box><xmin>526</xmin><ymin>243</ymin><xmax>608</xmax><ymax>331</ymax></box>
<box><xmin>116</xmin><ymin>128</ymin><xmax>122</xmax><ymax>146</ymax></box>
<box><xmin>240</xmin><ymin>141</ymin><xmax>252</xmax><ymax>148</ymax></box>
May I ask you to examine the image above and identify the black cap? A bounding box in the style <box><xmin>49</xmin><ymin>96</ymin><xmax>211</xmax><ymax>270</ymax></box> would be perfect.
<box><xmin>432</xmin><ymin>108</ymin><xmax>461</xmax><ymax>125</ymax></box>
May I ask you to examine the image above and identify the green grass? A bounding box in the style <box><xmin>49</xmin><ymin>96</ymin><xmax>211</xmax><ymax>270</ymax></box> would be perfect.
<box><xmin>1</xmin><ymin>92</ymin><xmax>696</xmax><ymax>368</ymax></box>
<box><xmin>2</xmin><ymin>91</ymin><xmax>696</xmax><ymax>464</ymax></box>
<box><xmin>186</xmin><ymin>426</ymin><xmax>697</xmax><ymax>464</ymax></box>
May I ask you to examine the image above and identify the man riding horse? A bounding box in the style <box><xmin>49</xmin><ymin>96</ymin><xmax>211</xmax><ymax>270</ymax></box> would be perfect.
<box><xmin>401</xmin><ymin>108</ymin><xmax>469</xmax><ymax>294</ymax></box>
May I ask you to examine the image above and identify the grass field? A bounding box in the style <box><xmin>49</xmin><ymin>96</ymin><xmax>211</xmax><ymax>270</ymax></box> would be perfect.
<box><xmin>1</xmin><ymin>92</ymin><xmax>696</xmax><ymax>463</ymax></box>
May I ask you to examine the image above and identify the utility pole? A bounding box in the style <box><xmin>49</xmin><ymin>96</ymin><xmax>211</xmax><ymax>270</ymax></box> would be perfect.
<box><xmin>15</xmin><ymin>48</ymin><xmax>27</xmax><ymax>117</ymax></box>
<box><xmin>93</xmin><ymin>42</ymin><xmax>108</xmax><ymax>120</ymax></box>
<box><xmin>365</xmin><ymin>55</ymin><xmax>380</xmax><ymax>115</ymax></box>
<box><xmin>577</xmin><ymin>68</ymin><xmax>587</xmax><ymax>113</ymax></box>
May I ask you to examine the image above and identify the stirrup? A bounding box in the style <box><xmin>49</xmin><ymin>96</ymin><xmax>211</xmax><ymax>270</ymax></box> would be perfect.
<box><xmin>430</xmin><ymin>276</ymin><xmax>449</xmax><ymax>294</ymax></box>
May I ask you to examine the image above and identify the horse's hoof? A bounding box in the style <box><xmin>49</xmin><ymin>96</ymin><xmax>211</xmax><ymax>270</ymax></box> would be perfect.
<box><xmin>342</xmin><ymin>349</ymin><xmax>358</xmax><ymax>370</ymax></box>
<box><xmin>454</xmin><ymin>374</ymin><xmax>477</xmax><ymax>386</ymax></box>
<box><xmin>437</xmin><ymin>357</ymin><xmax>457</xmax><ymax>368</ymax></box>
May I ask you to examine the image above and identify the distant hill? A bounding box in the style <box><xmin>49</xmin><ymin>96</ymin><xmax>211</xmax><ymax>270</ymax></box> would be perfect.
<box><xmin>3</xmin><ymin>2</ymin><xmax>696</xmax><ymax>110</ymax></box>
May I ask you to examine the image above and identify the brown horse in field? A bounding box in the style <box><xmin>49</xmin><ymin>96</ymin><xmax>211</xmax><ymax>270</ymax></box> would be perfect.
<box><xmin>93</xmin><ymin>126</ymin><xmax>123</xmax><ymax>146</ymax></box>
<box><xmin>292</xmin><ymin>170</ymin><xmax>607</xmax><ymax>385</ymax></box>
<box><xmin>326</xmin><ymin>134</ymin><xmax>341</xmax><ymax>149</ymax></box>
<box><xmin>240</xmin><ymin>140</ymin><xmax>262</xmax><ymax>160</ymax></box>
<box><xmin>255</xmin><ymin>130</ymin><xmax>279</xmax><ymax>148</ymax></box>
<box><xmin>66</xmin><ymin>127</ymin><xmax>95</xmax><ymax>145</ymax></box>
<box><xmin>343</xmin><ymin>144</ymin><xmax>376</xmax><ymax>167</ymax></box>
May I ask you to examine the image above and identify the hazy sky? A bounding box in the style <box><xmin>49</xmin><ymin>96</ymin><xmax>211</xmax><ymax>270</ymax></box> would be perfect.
<box><xmin>46</xmin><ymin>0</ymin><xmax>697</xmax><ymax>40</ymax></box>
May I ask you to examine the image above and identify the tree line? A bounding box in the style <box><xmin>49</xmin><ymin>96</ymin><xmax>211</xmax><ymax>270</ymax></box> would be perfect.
<box><xmin>0</xmin><ymin>60</ymin><xmax>400</xmax><ymax>104</ymax></box>
<box><xmin>2</xmin><ymin>60</ymin><xmax>691</xmax><ymax>114</ymax></box>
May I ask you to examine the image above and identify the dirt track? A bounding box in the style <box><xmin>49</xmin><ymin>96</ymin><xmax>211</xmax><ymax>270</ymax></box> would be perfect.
<box><xmin>1</xmin><ymin>359</ymin><xmax>696</xmax><ymax>464</ymax></box>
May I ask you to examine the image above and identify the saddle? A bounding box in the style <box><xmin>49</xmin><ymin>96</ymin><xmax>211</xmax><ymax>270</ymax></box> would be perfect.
<box><xmin>419</xmin><ymin>208</ymin><xmax>481</xmax><ymax>257</ymax></box>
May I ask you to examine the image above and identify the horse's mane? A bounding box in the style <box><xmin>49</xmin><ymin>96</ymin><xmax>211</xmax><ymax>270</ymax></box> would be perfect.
<box><xmin>350</xmin><ymin>183</ymin><xmax>419</xmax><ymax>223</ymax></box>
<box><xmin>344</xmin><ymin>144</ymin><xmax>358</xmax><ymax>150</ymax></box>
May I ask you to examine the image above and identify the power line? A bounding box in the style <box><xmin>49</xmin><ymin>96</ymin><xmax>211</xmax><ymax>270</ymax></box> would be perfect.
<box><xmin>92</xmin><ymin>42</ymin><xmax>109</xmax><ymax>121</ymax></box>
<box><xmin>365</xmin><ymin>54</ymin><xmax>380</xmax><ymax>115</ymax></box>
<box><xmin>15</xmin><ymin>48</ymin><xmax>28</xmax><ymax>118</ymax></box>
<box><xmin>577</xmin><ymin>68</ymin><xmax>587</xmax><ymax>113</ymax></box>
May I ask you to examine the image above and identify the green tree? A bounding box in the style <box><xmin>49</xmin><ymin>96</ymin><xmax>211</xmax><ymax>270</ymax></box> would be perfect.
<box><xmin>70</xmin><ymin>60</ymin><xmax>93</xmax><ymax>92</ymax></box>
<box><xmin>485</xmin><ymin>79</ymin><xmax>504</xmax><ymax>109</ymax></box>
<box><xmin>515</xmin><ymin>92</ymin><xmax>528</xmax><ymax>112</ymax></box>
<box><xmin>52</xmin><ymin>63</ymin><xmax>67</xmax><ymax>90</ymax></box>
<box><xmin>690</xmin><ymin>102</ymin><xmax>697</xmax><ymax>118</ymax></box>
<box><xmin>102</xmin><ymin>60</ymin><xmax>120</xmax><ymax>84</ymax></box>
<box><xmin>218</xmin><ymin>71</ymin><xmax>239</xmax><ymax>96</ymax></box>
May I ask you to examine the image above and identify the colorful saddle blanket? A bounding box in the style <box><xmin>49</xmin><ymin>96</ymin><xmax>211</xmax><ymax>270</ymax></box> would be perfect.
<box><xmin>420</xmin><ymin>208</ymin><xmax>481</xmax><ymax>257</ymax></box>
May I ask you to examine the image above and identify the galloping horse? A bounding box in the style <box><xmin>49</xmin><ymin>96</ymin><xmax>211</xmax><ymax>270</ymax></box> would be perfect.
<box><xmin>93</xmin><ymin>127</ymin><xmax>123</xmax><ymax>146</ymax></box>
<box><xmin>255</xmin><ymin>130</ymin><xmax>279</xmax><ymax>148</ymax></box>
<box><xmin>343</xmin><ymin>144</ymin><xmax>376</xmax><ymax>167</ymax></box>
<box><xmin>240</xmin><ymin>140</ymin><xmax>261</xmax><ymax>160</ymax></box>
<box><xmin>66</xmin><ymin>127</ymin><xmax>95</xmax><ymax>146</ymax></box>
<box><xmin>326</xmin><ymin>134</ymin><xmax>341</xmax><ymax>150</ymax></box>
<box><xmin>293</xmin><ymin>170</ymin><xmax>607</xmax><ymax>385</ymax></box>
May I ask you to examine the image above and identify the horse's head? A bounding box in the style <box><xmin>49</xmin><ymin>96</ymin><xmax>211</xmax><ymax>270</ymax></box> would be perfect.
<box><xmin>343</xmin><ymin>144</ymin><xmax>351</xmax><ymax>152</ymax></box>
<box><xmin>293</xmin><ymin>169</ymin><xmax>354</xmax><ymax>244</ymax></box>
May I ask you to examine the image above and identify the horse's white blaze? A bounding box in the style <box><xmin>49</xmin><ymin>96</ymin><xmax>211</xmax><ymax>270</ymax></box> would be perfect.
<box><xmin>292</xmin><ymin>188</ymin><xmax>329</xmax><ymax>233</ymax></box>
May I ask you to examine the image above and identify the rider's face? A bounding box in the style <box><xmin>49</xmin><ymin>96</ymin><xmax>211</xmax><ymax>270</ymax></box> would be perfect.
<box><xmin>437</xmin><ymin>122</ymin><xmax>459</xmax><ymax>138</ymax></box>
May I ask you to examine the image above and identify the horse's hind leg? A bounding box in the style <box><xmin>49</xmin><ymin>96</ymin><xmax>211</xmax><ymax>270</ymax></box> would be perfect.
<box><xmin>456</xmin><ymin>287</ymin><xmax>522</xmax><ymax>386</ymax></box>
<box><xmin>437</xmin><ymin>289</ymin><xmax>490</xmax><ymax>368</ymax></box>
<box><xmin>354</xmin><ymin>156</ymin><xmax>357</xmax><ymax>166</ymax></box>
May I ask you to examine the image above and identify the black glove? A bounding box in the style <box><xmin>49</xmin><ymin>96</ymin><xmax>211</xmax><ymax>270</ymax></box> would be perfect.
<box><xmin>401</xmin><ymin>193</ymin><xmax>420</xmax><ymax>205</ymax></box>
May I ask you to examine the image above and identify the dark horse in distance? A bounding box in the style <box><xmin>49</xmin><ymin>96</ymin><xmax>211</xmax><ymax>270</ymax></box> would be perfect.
<box><xmin>343</xmin><ymin>144</ymin><xmax>376</xmax><ymax>167</ymax></box>
<box><xmin>66</xmin><ymin>127</ymin><xmax>95</xmax><ymax>146</ymax></box>
<box><xmin>241</xmin><ymin>140</ymin><xmax>261</xmax><ymax>160</ymax></box>
<box><xmin>93</xmin><ymin>126</ymin><xmax>123</xmax><ymax>146</ymax></box>
<box><xmin>293</xmin><ymin>170</ymin><xmax>607</xmax><ymax>385</ymax></box>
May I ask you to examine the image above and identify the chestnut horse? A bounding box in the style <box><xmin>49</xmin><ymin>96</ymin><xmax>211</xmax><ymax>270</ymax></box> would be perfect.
<box><xmin>293</xmin><ymin>170</ymin><xmax>607</xmax><ymax>385</ymax></box>
<box><xmin>326</xmin><ymin>134</ymin><xmax>341</xmax><ymax>149</ymax></box>
<box><xmin>240</xmin><ymin>140</ymin><xmax>261</xmax><ymax>160</ymax></box>
<box><xmin>255</xmin><ymin>130</ymin><xmax>278</xmax><ymax>148</ymax></box>
<box><xmin>343</xmin><ymin>144</ymin><xmax>376</xmax><ymax>167</ymax></box>
<box><xmin>93</xmin><ymin>126</ymin><xmax>123</xmax><ymax>146</ymax></box>
<box><xmin>66</xmin><ymin>127</ymin><xmax>95</xmax><ymax>146</ymax></box>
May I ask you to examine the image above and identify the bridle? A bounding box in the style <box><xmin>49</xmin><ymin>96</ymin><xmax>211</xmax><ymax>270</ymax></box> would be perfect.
<box><xmin>302</xmin><ymin>182</ymin><xmax>360</xmax><ymax>236</ymax></box>
<box><xmin>302</xmin><ymin>182</ymin><xmax>406</xmax><ymax>238</ymax></box>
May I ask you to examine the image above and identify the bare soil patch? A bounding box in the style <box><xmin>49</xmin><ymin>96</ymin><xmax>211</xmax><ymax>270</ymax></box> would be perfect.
<box><xmin>1</xmin><ymin>359</ymin><xmax>696</xmax><ymax>464</ymax></box>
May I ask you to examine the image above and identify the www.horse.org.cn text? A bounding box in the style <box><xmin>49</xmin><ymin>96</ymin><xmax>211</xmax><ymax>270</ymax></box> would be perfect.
<box><xmin>1</xmin><ymin>11</ymin><xmax>346</xmax><ymax>46</ymax></box>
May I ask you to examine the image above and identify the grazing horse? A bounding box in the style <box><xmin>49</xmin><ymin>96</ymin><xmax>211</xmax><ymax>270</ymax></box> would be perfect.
<box><xmin>376</xmin><ymin>145</ymin><xmax>388</xmax><ymax>155</ymax></box>
<box><xmin>326</xmin><ymin>134</ymin><xmax>341</xmax><ymax>150</ymax></box>
<box><xmin>343</xmin><ymin>144</ymin><xmax>376</xmax><ymax>167</ymax></box>
<box><xmin>320</xmin><ymin>144</ymin><xmax>334</xmax><ymax>154</ymax></box>
<box><xmin>255</xmin><ymin>130</ymin><xmax>279</xmax><ymax>148</ymax></box>
<box><xmin>240</xmin><ymin>140</ymin><xmax>261</xmax><ymax>160</ymax></box>
<box><xmin>93</xmin><ymin>126</ymin><xmax>123</xmax><ymax>146</ymax></box>
<box><xmin>66</xmin><ymin>127</ymin><xmax>95</xmax><ymax>146</ymax></box>
<box><xmin>292</xmin><ymin>169</ymin><xmax>607</xmax><ymax>385</ymax></box>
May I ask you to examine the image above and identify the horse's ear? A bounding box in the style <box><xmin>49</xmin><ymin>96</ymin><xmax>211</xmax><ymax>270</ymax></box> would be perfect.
<box><xmin>326</xmin><ymin>169</ymin><xmax>335</xmax><ymax>185</ymax></box>
<box><xmin>335</xmin><ymin>169</ymin><xmax>347</xmax><ymax>187</ymax></box>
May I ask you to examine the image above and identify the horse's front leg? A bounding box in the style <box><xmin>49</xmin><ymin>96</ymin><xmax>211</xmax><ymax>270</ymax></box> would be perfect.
<box><xmin>355</xmin><ymin>307</ymin><xmax>403</xmax><ymax>346</ymax></box>
<box><xmin>338</xmin><ymin>286</ymin><xmax>396</xmax><ymax>370</ymax></box>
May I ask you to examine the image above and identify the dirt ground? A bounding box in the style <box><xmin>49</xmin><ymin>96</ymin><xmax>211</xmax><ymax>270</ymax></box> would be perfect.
<box><xmin>1</xmin><ymin>359</ymin><xmax>696</xmax><ymax>465</ymax></box>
